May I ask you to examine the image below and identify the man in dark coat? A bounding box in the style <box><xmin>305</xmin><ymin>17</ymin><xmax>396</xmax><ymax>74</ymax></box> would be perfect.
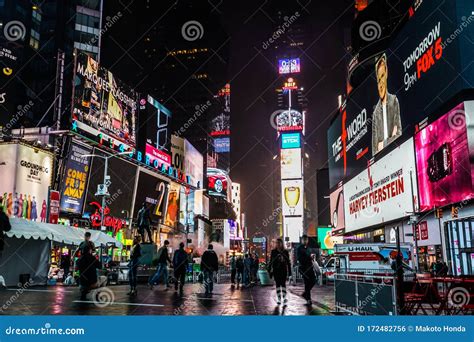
<box><xmin>77</xmin><ymin>245</ymin><xmax>102</xmax><ymax>300</ymax></box>
<box><xmin>297</xmin><ymin>235</ymin><xmax>316</xmax><ymax>305</ymax></box>
<box><xmin>201</xmin><ymin>244</ymin><xmax>218</xmax><ymax>295</ymax></box>
<box><xmin>173</xmin><ymin>242</ymin><xmax>189</xmax><ymax>294</ymax></box>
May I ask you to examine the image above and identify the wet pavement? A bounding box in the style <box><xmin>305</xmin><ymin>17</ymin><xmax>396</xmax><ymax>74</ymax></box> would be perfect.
<box><xmin>0</xmin><ymin>283</ymin><xmax>335</xmax><ymax>316</ymax></box>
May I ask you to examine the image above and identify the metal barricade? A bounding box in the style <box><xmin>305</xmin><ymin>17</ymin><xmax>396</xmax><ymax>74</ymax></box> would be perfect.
<box><xmin>334</xmin><ymin>272</ymin><xmax>398</xmax><ymax>315</ymax></box>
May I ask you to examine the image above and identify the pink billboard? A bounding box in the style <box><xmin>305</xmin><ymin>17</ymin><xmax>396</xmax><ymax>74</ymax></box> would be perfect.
<box><xmin>415</xmin><ymin>102</ymin><xmax>474</xmax><ymax>211</ymax></box>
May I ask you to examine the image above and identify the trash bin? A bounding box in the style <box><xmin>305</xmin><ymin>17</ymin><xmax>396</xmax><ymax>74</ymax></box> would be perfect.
<box><xmin>258</xmin><ymin>269</ymin><xmax>274</xmax><ymax>286</ymax></box>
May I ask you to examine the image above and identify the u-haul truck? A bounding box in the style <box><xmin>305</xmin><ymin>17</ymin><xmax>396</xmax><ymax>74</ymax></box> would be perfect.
<box><xmin>322</xmin><ymin>243</ymin><xmax>413</xmax><ymax>280</ymax></box>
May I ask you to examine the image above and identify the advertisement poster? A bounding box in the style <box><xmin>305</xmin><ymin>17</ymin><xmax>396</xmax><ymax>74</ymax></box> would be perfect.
<box><xmin>343</xmin><ymin>139</ymin><xmax>418</xmax><ymax>233</ymax></box>
<box><xmin>184</xmin><ymin>139</ymin><xmax>204</xmax><ymax>189</ymax></box>
<box><xmin>60</xmin><ymin>142</ymin><xmax>92</xmax><ymax>214</ymax></box>
<box><xmin>164</xmin><ymin>182</ymin><xmax>181</xmax><ymax>228</ymax></box>
<box><xmin>328</xmin><ymin>0</ymin><xmax>474</xmax><ymax>188</ymax></box>
<box><xmin>280</xmin><ymin>148</ymin><xmax>302</xmax><ymax>179</ymax></box>
<box><xmin>48</xmin><ymin>190</ymin><xmax>60</xmax><ymax>224</ymax></box>
<box><xmin>84</xmin><ymin>149</ymin><xmax>137</xmax><ymax>218</ymax></box>
<box><xmin>329</xmin><ymin>185</ymin><xmax>345</xmax><ymax>234</ymax></box>
<box><xmin>281</xmin><ymin>179</ymin><xmax>304</xmax><ymax>217</ymax></box>
<box><xmin>207</xmin><ymin>168</ymin><xmax>230</xmax><ymax>199</ymax></box>
<box><xmin>283</xmin><ymin>216</ymin><xmax>303</xmax><ymax>243</ymax></box>
<box><xmin>171</xmin><ymin>135</ymin><xmax>185</xmax><ymax>173</ymax></box>
<box><xmin>281</xmin><ymin>132</ymin><xmax>301</xmax><ymax>149</ymax></box>
<box><xmin>318</xmin><ymin>227</ymin><xmax>343</xmax><ymax>252</ymax></box>
<box><xmin>0</xmin><ymin>143</ymin><xmax>53</xmax><ymax>222</ymax></box>
<box><xmin>276</xmin><ymin>109</ymin><xmax>303</xmax><ymax>132</ymax></box>
<box><xmin>133</xmin><ymin>169</ymin><xmax>168</xmax><ymax>222</ymax></box>
<box><xmin>72</xmin><ymin>52</ymin><xmax>138</xmax><ymax>147</ymax></box>
<box><xmin>415</xmin><ymin>102</ymin><xmax>474</xmax><ymax>210</ymax></box>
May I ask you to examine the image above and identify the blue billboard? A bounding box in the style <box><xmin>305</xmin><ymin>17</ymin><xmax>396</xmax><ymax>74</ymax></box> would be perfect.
<box><xmin>281</xmin><ymin>133</ymin><xmax>301</xmax><ymax>149</ymax></box>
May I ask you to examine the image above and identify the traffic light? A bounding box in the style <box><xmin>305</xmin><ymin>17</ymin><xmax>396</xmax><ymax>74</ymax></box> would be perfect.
<box><xmin>435</xmin><ymin>208</ymin><xmax>443</xmax><ymax>219</ymax></box>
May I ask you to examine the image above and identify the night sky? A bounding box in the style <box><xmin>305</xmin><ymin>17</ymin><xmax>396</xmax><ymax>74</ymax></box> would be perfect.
<box><xmin>102</xmin><ymin>0</ymin><xmax>355</xmax><ymax>236</ymax></box>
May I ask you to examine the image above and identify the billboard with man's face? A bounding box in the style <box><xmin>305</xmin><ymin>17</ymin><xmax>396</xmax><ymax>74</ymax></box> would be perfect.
<box><xmin>328</xmin><ymin>0</ymin><xmax>474</xmax><ymax>189</ymax></box>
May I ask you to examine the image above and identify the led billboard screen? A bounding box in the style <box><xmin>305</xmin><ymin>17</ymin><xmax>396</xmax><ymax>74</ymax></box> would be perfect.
<box><xmin>343</xmin><ymin>139</ymin><xmax>419</xmax><ymax>233</ymax></box>
<box><xmin>72</xmin><ymin>52</ymin><xmax>138</xmax><ymax>147</ymax></box>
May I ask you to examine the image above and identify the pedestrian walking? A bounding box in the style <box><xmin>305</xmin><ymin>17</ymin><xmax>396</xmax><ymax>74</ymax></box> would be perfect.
<box><xmin>173</xmin><ymin>242</ymin><xmax>189</xmax><ymax>295</ymax></box>
<box><xmin>73</xmin><ymin>232</ymin><xmax>95</xmax><ymax>257</ymax></box>
<box><xmin>252</xmin><ymin>253</ymin><xmax>259</xmax><ymax>284</ymax></box>
<box><xmin>230</xmin><ymin>253</ymin><xmax>237</xmax><ymax>285</ymax></box>
<box><xmin>243</xmin><ymin>254</ymin><xmax>252</xmax><ymax>287</ymax></box>
<box><xmin>201</xmin><ymin>244</ymin><xmax>218</xmax><ymax>295</ymax></box>
<box><xmin>128</xmin><ymin>236</ymin><xmax>142</xmax><ymax>295</ymax></box>
<box><xmin>297</xmin><ymin>235</ymin><xmax>316</xmax><ymax>305</ymax></box>
<box><xmin>268</xmin><ymin>238</ymin><xmax>291</xmax><ymax>305</ymax></box>
<box><xmin>149</xmin><ymin>240</ymin><xmax>171</xmax><ymax>290</ymax></box>
<box><xmin>236</xmin><ymin>256</ymin><xmax>244</xmax><ymax>288</ymax></box>
<box><xmin>137</xmin><ymin>203</ymin><xmax>153</xmax><ymax>243</ymax></box>
<box><xmin>77</xmin><ymin>245</ymin><xmax>102</xmax><ymax>300</ymax></box>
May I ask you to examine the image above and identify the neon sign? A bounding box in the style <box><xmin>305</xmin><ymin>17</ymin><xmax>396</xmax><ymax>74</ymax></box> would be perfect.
<box><xmin>89</xmin><ymin>201</ymin><xmax>126</xmax><ymax>234</ymax></box>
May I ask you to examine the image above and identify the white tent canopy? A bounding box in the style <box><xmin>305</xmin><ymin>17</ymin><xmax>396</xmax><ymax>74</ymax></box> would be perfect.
<box><xmin>6</xmin><ymin>218</ymin><xmax>123</xmax><ymax>248</ymax></box>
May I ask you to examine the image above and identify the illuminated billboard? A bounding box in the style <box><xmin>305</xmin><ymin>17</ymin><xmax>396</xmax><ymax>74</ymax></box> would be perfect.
<box><xmin>343</xmin><ymin>139</ymin><xmax>419</xmax><ymax>233</ymax></box>
<box><xmin>281</xmin><ymin>179</ymin><xmax>304</xmax><ymax>217</ymax></box>
<box><xmin>0</xmin><ymin>143</ymin><xmax>53</xmax><ymax>222</ymax></box>
<box><xmin>276</xmin><ymin>109</ymin><xmax>303</xmax><ymax>132</ymax></box>
<box><xmin>281</xmin><ymin>132</ymin><xmax>301</xmax><ymax>149</ymax></box>
<box><xmin>328</xmin><ymin>1</ymin><xmax>474</xmax><ymax>188</ymax></box>
<box><xmin>278</xmin><ymin>58</ymin><xmax>301</xmax><ymax>74</ymax></box>
<box><xmin>214</xmin><ymin>137</ymin><xmax>230</xmax><ymax>153</ymax></box>
<box><xmin>329</xmin><ymin>185</ymin><xmax>344</xmax><ymax>234</ymax></box>
<box><xmin>140</xmin><ymin>95</ymin><xmax>172</xmax><ymax>152</ymax></box>
<box><xmin>72</xmin><ymin>52</ymin><xmax>138</xmax><ymax>147</ymax></box>
<box><xmin>415</xmin><ymin>101</ymin><xmax>474</xmax><ymax>211</ymax></box>
<box><xmin>207</xmin><ymin>167</ymin><xmax>230</xmax><ymax>198</ymax></box>
<box><xmin>281</xmin><ymin>148</ymin><xmax>302</xmax><ymax>179</ymax></box>
<box><xmin>283</xmin><ymin>216</ymin><xmax>303</xmax><ymax>243</ymax></box>
<box><xmin>60</xmin><ymin>141</ymin><xmax>92</xmax><ymax>214</ymax></box>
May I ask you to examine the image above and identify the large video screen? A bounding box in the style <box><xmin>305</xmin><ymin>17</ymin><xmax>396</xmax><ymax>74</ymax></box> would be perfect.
<box><xmin>343</xmin><ymin>139</ymin><xmax>419</xmax><ymax>233</ymax></box>
<box><xmin>281</xmin><ymin>148</ymin><xmax>302</xmax><ymax>179</ymax></box>
<box><xmin>415</xmin><ymin>101</ymin><xmax>474</xmax><ymax>211</ymax></box>
<box><xmin>281</xmin><ymin>179</ymin><xmax>304</xmax><ymax>217</ymax></box>
<box><xmin>72</xmin><ymin>52</ymin><xmax>138</xmax><ymax>147</ymax></box>
<box><xmin>328</xmin><ymin>1</ymin><xmax>474</xmax><ymax>188</ymax></box>
<box><xmin>140</xmin><ymin>95</ymin><xmax>172</xmax><ymax>152</ymax></box>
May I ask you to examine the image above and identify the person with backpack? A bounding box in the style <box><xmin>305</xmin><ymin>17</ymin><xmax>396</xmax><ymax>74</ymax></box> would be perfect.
<box><xmin>268</xmin><ymin>238</ymin><xmax>292</xmax><ymax>305</ymax></box>
<box><xmin>173</xmin><ymin>242</ymin><xmax>189</xmax><ymax>295</ymax></box>
<box><xmin>201</xmin><ymin>244</ymin><xmax>218</xmax><ymax>295</ymax></box>
<box><xmin>128</xmin><ymin>236</ymin><xmax>142</xmax><ymax>296</ymax></box>
<box><xmin>149</xmin><ymin>240</ymin><xmax>171</xmax><ymax>290</ymax></box>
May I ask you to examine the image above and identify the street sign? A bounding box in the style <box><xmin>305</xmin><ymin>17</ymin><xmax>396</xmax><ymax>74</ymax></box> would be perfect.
<box><xmin>95</xmin><ymin>184</ymin><xmax>109</xmax><ymax>197</ymax></box>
